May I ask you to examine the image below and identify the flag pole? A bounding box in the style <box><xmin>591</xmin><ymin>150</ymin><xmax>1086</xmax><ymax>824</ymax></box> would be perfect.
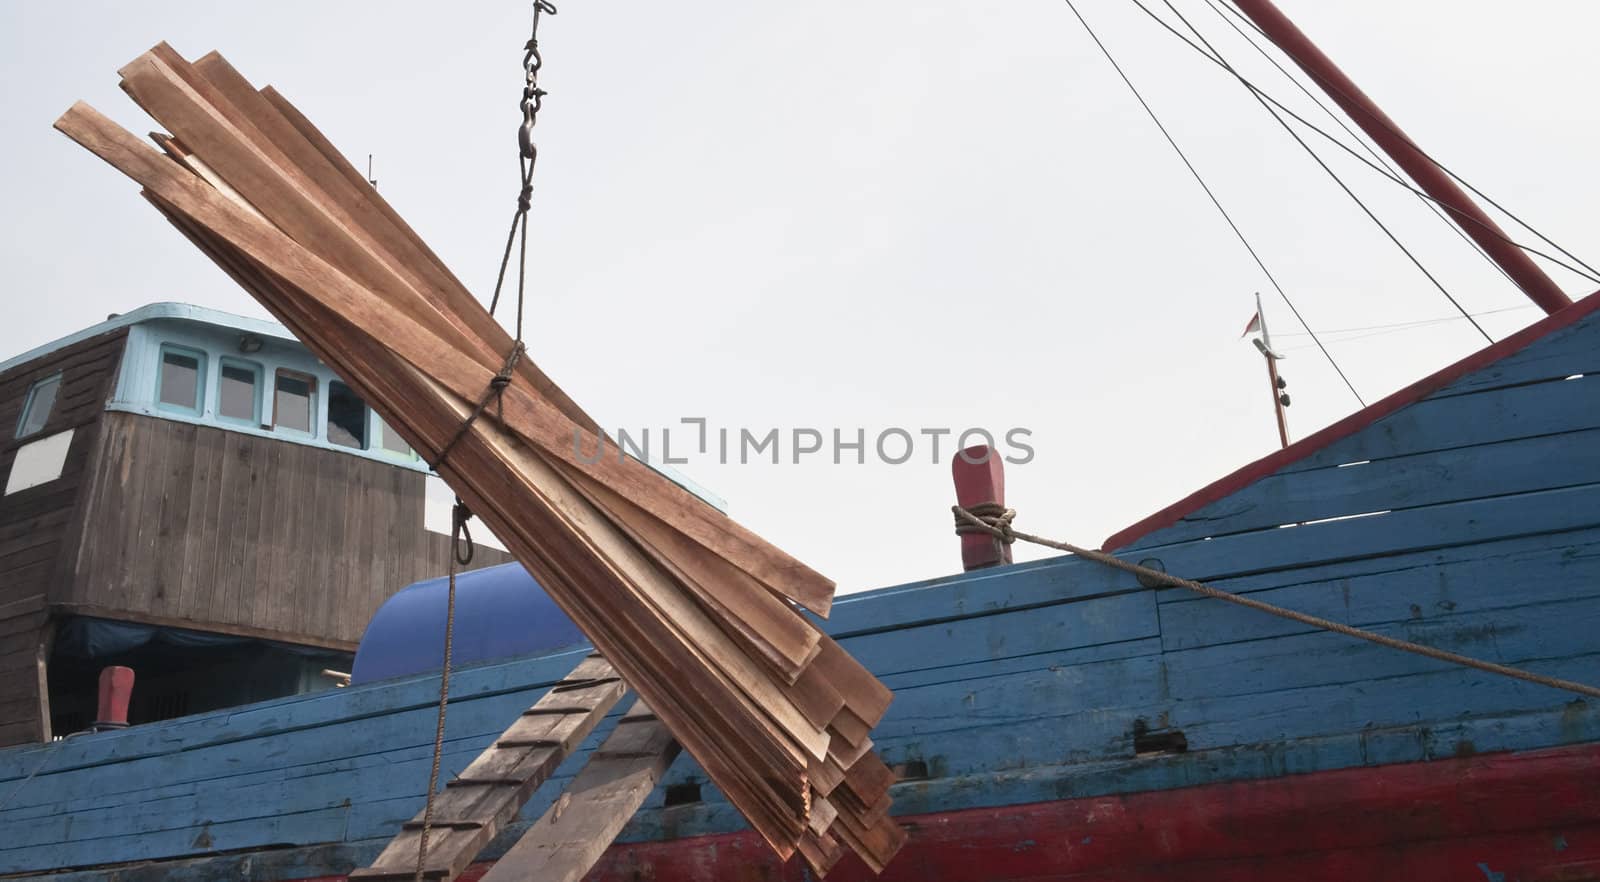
<box><xmin>1249</xmin><ymin>293</ymin><xmax>1291</xmax><ymax>449</ymax></box>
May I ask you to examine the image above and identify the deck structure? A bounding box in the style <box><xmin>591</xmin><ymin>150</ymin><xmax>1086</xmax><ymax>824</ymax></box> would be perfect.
<box><xmin>0</xmin><ymin>303</ymin><xmax>512</xmax><ymax>748</ymax></box>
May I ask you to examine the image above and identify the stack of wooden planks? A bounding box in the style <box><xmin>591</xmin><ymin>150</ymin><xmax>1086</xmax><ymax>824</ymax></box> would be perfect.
<box><xmin>54</xmin><ymin>43</ymin><xmax>904</xmax><ymax>876</ymax></box>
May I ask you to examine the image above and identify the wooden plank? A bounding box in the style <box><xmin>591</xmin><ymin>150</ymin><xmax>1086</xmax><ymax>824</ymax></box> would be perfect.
<box><xmin>1157</xmin><ymin>525</ymin><xmax>1600</xmax><ymax>652</ymax></box>
<box><xmin>154</xmin><ymin>421</ymin><xmax>198</xmax><ymax>616</ymax></box>
<box><xmin>1129</xmin><ymin>481</ymin><xmax>1600</xmax><ymax>583</ymax></box>
<box><xmin>1141</xmin><ymin>427</ymin><xmax>1600</xmax><ymax>546</ymax></box>
<box><xmin>479</xmin><ymin>701</ymin><xmax>680</xmax><ymax>882</ymax></box>
<box><xmin>1432</xmin><ymin>306</ymin><xmax>1600</xmax><ymax>398</ymax></box>
<box><xmin>177</xmin><ymin>423</ymin><xmax>222</xmax><ymax>621</ymax></box>
<box><xmin>1279</xmin><ymin>372</ymin><xmax>1600</xmax><ymax>476</ymax></box>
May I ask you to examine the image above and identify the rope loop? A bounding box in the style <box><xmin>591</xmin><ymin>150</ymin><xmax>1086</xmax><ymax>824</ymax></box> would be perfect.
<box><xmin>451</xmin><ymin>498</ymin><xmax>476</xmax><ymax>567</ymax></box>
<box><xmin>953</xmin><ymin>502</ymin><xmax>1015</xmax><ymax>544</ymax></box>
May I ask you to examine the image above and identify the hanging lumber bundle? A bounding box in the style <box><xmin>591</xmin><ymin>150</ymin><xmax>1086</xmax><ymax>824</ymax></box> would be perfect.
<box><xmin>54</xmin><ymin>43</ymin><xmax>903</xmax><ymax>876</ymax></box>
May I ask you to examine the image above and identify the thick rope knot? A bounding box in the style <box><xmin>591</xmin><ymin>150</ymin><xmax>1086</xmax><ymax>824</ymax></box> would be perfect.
<box><xmin>428</xmin><ymin>342</ymin><xmax>526</xmax><ymax>474</ymax></box>
<box><xmin>516</xmin><ymin>182</ymin><xmax>534</xmax><ymax>213</ymax></box>
<box><xmin>953</xmin><ymin>503</ymin><xmax>1016</xmax><ymax>544</ymax></box>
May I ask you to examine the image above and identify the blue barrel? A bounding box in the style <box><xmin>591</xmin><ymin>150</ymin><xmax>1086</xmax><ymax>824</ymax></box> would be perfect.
<box><xmin>350</xmin><ymin>562</ymin><xmax>587</xmax><ymax>685</ymax></box>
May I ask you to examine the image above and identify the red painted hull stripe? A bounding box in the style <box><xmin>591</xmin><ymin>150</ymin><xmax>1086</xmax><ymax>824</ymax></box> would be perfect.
<box><xmin>298</xmin><ymin>742</ymin><xmax>1600</xmax><ymax>882</ymax></box>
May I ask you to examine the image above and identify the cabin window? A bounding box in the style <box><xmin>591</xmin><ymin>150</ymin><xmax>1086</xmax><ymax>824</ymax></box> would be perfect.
<box><xmin>327</xmin><ymin>381</ymin><xmax>367</xmax><ymax>449</ymax></box>
<box><xmin>156</xmin><ymin>346</ymin><xmax>206</xmax><ymax>415</ymax></box>
<box><xmin>15</xmin><ymin>372</ymin><xmax>62</xmax><ymax>438</ymax></box>
<box><xmin>273</xmin><ymin>369</ymin><xmax>316</xmax><ymax>435</ymax></box>
<box><xmin>217</xmin><ymin>358</ymin><xmax>263</xmax><ymax>425</ymax></box>
<box><xmin>375</xmin><ymin>413</ymin><xmax>416</xmax><ymax>459</ymax></box>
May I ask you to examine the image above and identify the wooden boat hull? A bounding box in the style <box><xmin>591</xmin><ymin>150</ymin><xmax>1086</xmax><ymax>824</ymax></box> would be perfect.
<box><xmin>5</xmin><ymin>293</ymin><xmax>1599</xmax><ymax>880</ymax></box>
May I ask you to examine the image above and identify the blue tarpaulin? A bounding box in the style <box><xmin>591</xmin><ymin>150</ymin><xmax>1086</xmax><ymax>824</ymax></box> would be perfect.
<box><xmin>349</xmin><ymin>562</ymin><xmax>586</xmax><ymax>685</ymax></box>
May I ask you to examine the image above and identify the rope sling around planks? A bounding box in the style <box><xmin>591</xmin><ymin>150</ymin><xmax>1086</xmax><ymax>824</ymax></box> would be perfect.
<box><xmin>52</xmin><ymin>25</ymin><xmax>904</xmax><ymax>881</ymax></box>
<box><xmin>954</xmin><ymin>505</ymin><xmax>1600</xmax><ymax>701</ymax></box>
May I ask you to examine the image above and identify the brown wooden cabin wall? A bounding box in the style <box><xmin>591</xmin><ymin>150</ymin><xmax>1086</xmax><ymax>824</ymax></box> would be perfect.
<box><xmin>61</xmin><ymin>411</ymin><xmax>513</xmax><ymax>653</ymax></box>
<box><xmin>0</xmin><ymin>330</ymin><xmax>128</xmax><ymax>747</ymax></box>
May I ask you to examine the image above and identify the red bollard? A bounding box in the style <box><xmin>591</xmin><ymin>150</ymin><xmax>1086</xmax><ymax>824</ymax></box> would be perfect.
<box><xmin>94</xmin><ymin>666</ymin><xmax>135</xmax><ymax>731</ymax></box>
<box><xmin>951</xmin><ymin>445</ymin><xmax>1012</xmax><ymax>571</ymax></box>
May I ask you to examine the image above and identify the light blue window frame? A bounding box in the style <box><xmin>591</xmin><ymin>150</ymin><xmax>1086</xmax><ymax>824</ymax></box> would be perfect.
<box><xmin>371</xmin><ymin>411</ymin><xmax>419</xmax><ymax>463</ymax></box>
<box><xmin>155</xmin><ymin>344</ymin><xmax>207</xmax><ymax>417</ymax></box>
<box><xmin>14</xmin><ymin>372</ymin><xmax>63</xmax><ymax>439</ymax></box>
<box><xmin>272</xmin><ymin>368</ymin><xmax>318</xmax><ymax>438</ymax></box>
<box><xmin>216</xmin><ymin>357</ymin><xmax>264</xmax><ymax>427</ymax></box>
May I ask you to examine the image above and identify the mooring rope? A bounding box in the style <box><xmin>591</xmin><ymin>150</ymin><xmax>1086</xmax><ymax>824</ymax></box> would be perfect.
<box><xmin>952</xmin><ymin>505</ymin><xmax>1600</xmax><ymax>701</ymax></box>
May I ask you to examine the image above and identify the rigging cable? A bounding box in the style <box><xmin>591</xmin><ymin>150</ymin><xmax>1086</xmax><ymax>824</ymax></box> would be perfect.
<box><xmin>1147</xmin><ymin>0</ymin><xmax>1493</xmax><ymax>344</ymax></box>
<box><xmin>1211</xmin><ymin>0</ymin><xmax>1600</xmax><ymax>283</ymax></box>
<box><xmin>1196</xmin><ymin>0</ymin><xmax>1519</xmax><ymax>292</ymax></box>
<box><xmin>1059</xmin><ymin>0</ymin><xmax>1366</xmax><ymax>406</ymax></box>
<box><xmin>1116</xmin><ymin>0</ymin><xmax>1600</xmax><ymax>288</ymax></box>
<box><xmin>1275</xmin><ymin>303</ymin><xmax>1534</xmax><ymax>339</ymax></box>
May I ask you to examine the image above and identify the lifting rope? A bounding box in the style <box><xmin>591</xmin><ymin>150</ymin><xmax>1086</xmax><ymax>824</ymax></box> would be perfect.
<box><xmin>413</xmin><ymin>4</ymin><xmax>556</xmax><ymax>879</ymax></box>
<box><xmin>953</xmin><ymin>505</ymin><xmax>1600</xmax><ymax>702</ymax></box>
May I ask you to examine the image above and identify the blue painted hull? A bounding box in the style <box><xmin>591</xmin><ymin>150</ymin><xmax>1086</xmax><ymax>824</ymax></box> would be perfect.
<box><xmin>4</xmin><ymin>296</ymin><xmax>1599</xmax><ymax>879</ymax></box>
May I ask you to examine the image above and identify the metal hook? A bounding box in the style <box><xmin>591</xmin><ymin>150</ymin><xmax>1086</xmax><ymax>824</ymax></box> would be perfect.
<box><xmin>518</xmin><ymin>115</ymin><xmax>535</xmax><ymax>160</ymax></box>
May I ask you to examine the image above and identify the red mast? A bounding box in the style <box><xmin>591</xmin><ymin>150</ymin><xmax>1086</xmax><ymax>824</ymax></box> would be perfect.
<box><xmin>1230</xmin><ymin>0</ymin><xmax>1573</xmax><ymax>316</ymax></box>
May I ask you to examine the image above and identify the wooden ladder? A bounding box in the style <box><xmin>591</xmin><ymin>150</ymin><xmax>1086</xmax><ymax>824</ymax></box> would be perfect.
<box><xmin>351</xmin><ymin>654</ymin><xmax>679</xmax><ymax>882</ymax></box>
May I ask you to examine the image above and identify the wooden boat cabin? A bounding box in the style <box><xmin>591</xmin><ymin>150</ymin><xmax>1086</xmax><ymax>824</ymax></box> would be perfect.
<box><xmin>0</xmin><ymin>303</ymin><xmax>510</xmax><ymax>749</ymax></box>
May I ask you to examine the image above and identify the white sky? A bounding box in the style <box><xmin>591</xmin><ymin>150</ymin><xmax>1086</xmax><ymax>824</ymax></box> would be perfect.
<box><xmin>3</xmin><ymin>2</ymin><xmax>1597</xmax><ymax>593</ymax></box>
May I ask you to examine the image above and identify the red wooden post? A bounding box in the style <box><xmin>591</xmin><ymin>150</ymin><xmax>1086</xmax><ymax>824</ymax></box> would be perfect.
<box><xmin>94</xmin><ymin>665</ymin><xmax>135</xmax><ymax>730</ymax></box>
<box><xmin>952</xmin><ymin>445</ymin><xmax>1012</xmax><ymax>570</ymax></box>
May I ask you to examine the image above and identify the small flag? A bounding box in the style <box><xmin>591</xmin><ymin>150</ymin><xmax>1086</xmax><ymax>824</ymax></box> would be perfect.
<box><xmin>1240</xmin><ymin>310</ymin><xmax>1262</xmax><ymax>338</ymax></box>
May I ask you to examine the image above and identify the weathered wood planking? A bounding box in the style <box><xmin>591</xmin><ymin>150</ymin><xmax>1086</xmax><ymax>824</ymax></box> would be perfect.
<box><xmin>1156</xmin><ymin>525</ymin><xmax>1600</xmax><ymax>651</ymax></box>
<box><xmin>5</xmin><ymin>500</ymin><xmax>1600</xmax><ymax>875</ymax></box>
<box><xmin>1279</xmin><ymin>370</ymin><xmax>1600</xmax><ymax>475</ymax></box>
<box><xmin>13</xmin><ymin>741</ymin><xmax>1600</xmax><ymax>882</ymax></box>
<box><xmin>63</xmin><ymin>411</ymin><xmax>511</xmax><ymax>648</ymax></box>
<box><xmin>0</xmin><ymin>329</ymin><xmax>129</xmax><ymax>747</ymax></box>
<box><xmin>1141</xmin><ymin>425</ymin><xmax>1600</xmax><ymax>542</ymax></box>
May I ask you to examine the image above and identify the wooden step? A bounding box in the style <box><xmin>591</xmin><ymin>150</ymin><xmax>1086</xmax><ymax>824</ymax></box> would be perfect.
<box><xmin>479</xmin><ymin>700</ymin><xmax>680</xmax><ymax>882</ymax></box>
<box><xmin>349</xmin><ymin>655</ymin><xmax>625</xmax><ymax>882</ymax></box>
